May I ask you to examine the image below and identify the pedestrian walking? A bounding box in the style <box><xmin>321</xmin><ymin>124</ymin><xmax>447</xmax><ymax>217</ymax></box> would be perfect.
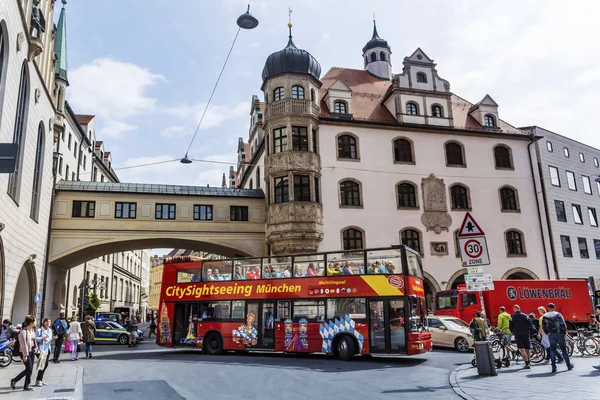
<box><xmin>538</xmin><ymin>306</ymin><xmax>563</xmax><ymax>363</ymax></box>
<box><xmin>51</xmin><ymin>312</ymin><xmax>68</xmax><ymax>363</ymax></box>
<box><xmin>509</xmin><ymin>305</ymin><xmax>536</xmax><ymax>369</ymax></box>
<box><xmin>81</xmin><ymin>315</ymin><xmax>96</xmax><ymax>359</ymax></box>
<box><xmin>10</xmin><ymin>315</ymin><xmax>38</xmax><ymax>391</ymax></box>
<box><xmin>128</xmin><ymin>317</ymin><xmax>139</xmax><ymax>347</ymax></box>
<box><xmin>0</xmin><ymin>319</ymin><xmax>15</xmax><ymax>343</ymax></box>
<box><xmin>148</xmin><ymin>318</ymin><xmax>157</xmax><ymax>339</ymax></box>
<box><xmin>66</xmin><ymin>316</ymin><xmax>82</xmax><ymax>361</ymax></box>
<box><xmin>592</xmin><ymin>306</ymin><xmax>600</xmax><ymax>370</ymax></box>
<box><xmin>542</xmin><ymin>303</ymin><xmax>573</xmax><ymax>373</ymax></box>
<box><xmin>34</xmin><ymin>317</ymin><xmax>56</xmax><ymax>387</ymax></box>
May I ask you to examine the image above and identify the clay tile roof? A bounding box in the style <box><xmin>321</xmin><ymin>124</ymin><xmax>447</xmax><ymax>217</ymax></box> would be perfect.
<box><xmin>75</xmin><ymin>114</ymin><xmax>95</xmax><ymax>124</ymax></box>
<box><xmin>319</xmin><ymin>67</ymin><xmax>395</xmax><ymax>122</ymax></box>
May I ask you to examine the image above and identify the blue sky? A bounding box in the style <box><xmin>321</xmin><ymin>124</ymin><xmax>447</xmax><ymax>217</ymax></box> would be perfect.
<box><xmin>63</xmin><ymin>0</ymin><xmax>600</xmax><ymax>191</ymax></box>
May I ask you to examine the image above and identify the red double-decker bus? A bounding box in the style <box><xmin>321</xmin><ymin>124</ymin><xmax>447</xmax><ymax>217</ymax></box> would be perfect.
<box><xmin>156</xmin><ymin>246</ymin><xmax>431</xmax><ymax>360</ymax></box>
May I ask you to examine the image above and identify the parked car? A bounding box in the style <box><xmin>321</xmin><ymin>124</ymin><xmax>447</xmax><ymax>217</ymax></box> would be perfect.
<box><xmin>94</xmin><ymin>321</ymin><xmax>143</xmax><ymax>345</ymax></box>
<box><xmin>427</xmin><ymin>315</ymin><xmax>473</xmax><ymax>352</ymax></box>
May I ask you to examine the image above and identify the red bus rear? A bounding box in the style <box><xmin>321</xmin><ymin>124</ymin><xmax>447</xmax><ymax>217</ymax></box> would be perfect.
<box><xmin>157</xmin><ymin>246</ymin><xmax>431</xmax><ymax>360</ymax></box>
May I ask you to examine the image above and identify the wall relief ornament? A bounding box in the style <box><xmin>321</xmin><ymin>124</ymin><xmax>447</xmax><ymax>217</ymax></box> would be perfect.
<box><xmin>16</xmin><ymin>32</ymin><xmax>24</xmax><ymax>52</ymax></box>
<box><xmin>35</xmin><ymin>88</ymin><xmax>41</xmax><ymax>104</ymax></box>
<box><xmin>420</xmin><ymin>173</ymin><xmax>452</xmax><ymax>233</ymax></box>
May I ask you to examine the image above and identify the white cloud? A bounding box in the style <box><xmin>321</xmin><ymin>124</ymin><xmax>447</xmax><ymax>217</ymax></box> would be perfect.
<box><xmin>248</xmin><ymin>41</ymin><xmax>261</xmax><ymax>48</ymax></box>
<box><xmin>165</xmin><ymin>102</ymin><xmax>248</xmax><ymax>130</ymax></box>
<box><xmin>160</xmin><ymin>125</ymin><xmax>188</xmax><ymax>138</ymax></box>
<box><xmin>99</xmin><ymin>120</ymin><xmax>137</xmax><ymax>138</ymax></box>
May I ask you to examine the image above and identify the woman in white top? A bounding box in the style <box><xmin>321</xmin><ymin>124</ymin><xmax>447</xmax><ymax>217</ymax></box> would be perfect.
<box><xmin>67</xmin><ymin>317</ymin><xmax>82</xmax><ymax>361</ymax></box>
<box><xmin>35</xmin><ymin>318</ymin><xmax>56</xmax><ymax>386</ymax></box>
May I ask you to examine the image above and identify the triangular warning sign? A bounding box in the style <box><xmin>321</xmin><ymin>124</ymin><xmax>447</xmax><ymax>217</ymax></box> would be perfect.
<box><xmin>457</xmin><ymin>212</ymin><xmax>485</xmax><ymax>237</ymax></box>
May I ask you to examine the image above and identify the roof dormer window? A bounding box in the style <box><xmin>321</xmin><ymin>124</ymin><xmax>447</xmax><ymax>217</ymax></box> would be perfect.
<box><xmin>484</xmin><ymin>114</ymin><xmax>496</xmax><ymax>127</ymax></box>
<box><xmin>416</xmin><ymin>72</ymin><xmax>427</xmax><ymax>83</ymax></box>
<box><xmin>334</xmin><ymin>100</ymin><xmax>347</xmax><ymax>114</ymax></box>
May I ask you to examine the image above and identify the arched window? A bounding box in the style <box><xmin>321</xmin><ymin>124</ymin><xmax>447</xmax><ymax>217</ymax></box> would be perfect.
<box><xmin>484</xmin><ymin>114</ymin><xmax>496</xmax><ymax>127</ymax></box>
<box><xmin>310</xmin><ymin>88</ymin><xmax>316</xmax><ymax>103</ymax></box>
<box><xmin>450</xmin><ymin>184</ymin><xmax>470</xmax><ymax>210</ymax></box>
<box><xmin>494</xmin><ymin>145</ymin><xmax>513</xmax><ymax>169</ymax></box>
<box><xmin>505</xmin><ymin>230</ymin><xmax>525</xmax><ymax>256</ymax></box>
<box><xmin>249</xmin><ymin>179</ymin><xmax>253</xmax><ymax>189</ymax></box>
<box><xmin>0</xmin><ymin>24</ymin><xmax>5</xmax><ymax>92</ymax></box>
<box><xmin>397</xmin><ymin>182</ymin><xmax>418</xmax><ymax>208</ymax></box>
<box><xmin>406</xmin><ymin>102</ymin><xmax>418</xmax><ymax>115</ymax></box>
<box><xmin>499</xmin><ymin>187</ymin><xmax>519</xmax><ymax>211</ymax></box>
<box><xmin>342</xmin><ymin>228</ymin><xmax>364</xmax><ymax>250</ymax></box>
<box><xmin>7</xmin><ymin>63</ymin><xmax>29</xmax><ymax>201</ymax></box>
<box><xmin>339</xmin><ymin>180</ymin><xmax>361</xmax><ymax>207</ymax></box>
<box><xmin>431</xmin><ymin>105</ymin><xmax>443</xmax><ymax>117</ymax></box>
<box><xmin>256</xmin><ymin>167</ymin><xmax>260</xmax><ymax>189</ymax></box>
<box><xmin>445</xmin><ymin>142</ymin><xmax>465</xmax><ymax>166</ymax></box>
<box><xmin>273</xmin><ymin>86</ymin><xmax>284</xmax><ymax>101</ymax></box>
<box><xmin>334</xmin><ymin>101</ymin><xmax>347</xmax><ymax>114</ymax></box>
<box><xmin>380</xmin><ymin>51</ymin><xmax>386</xmax><ymax>61</ymax></box>
<box><xmin>370</xmin><ymin>52</ymin><xmax>376</xmax><ymax>62</ymax></box>
<box><xmin>364</xmin><ymin>56</ymin><xmax>368</xmax><ymax>67</ymax></box>
<box><xmin>337</xmin><ymin>134</ymin><xmax>358</xmax><ymax>159</ymax></box>
<box><xmin>30</xmin><ymin>122</ymin><xmax>45</xmax><ymax>221</ymax></box>
<box><xmin>291</xmin><ymin>85</ymin><xmax>304</xmax><ymax>99</ymax></box>
<box><xmin>393</xmin><ymin>138</ymin><xmax>414</xmax><ymax>163</ymax></box>
<box><xmin>401</xmin><ymin>229</ymin><xmax>421</xmax><ymax>253</ymax></box>
<box><xmin>416</xmin><ymin>72</ymin><xmax>427</xmax><ymax>83</ymax></box>
<box><xmin>72</xmin><ymin>286</ymin><xmax>78</xmax><ymax>307</ymax></box>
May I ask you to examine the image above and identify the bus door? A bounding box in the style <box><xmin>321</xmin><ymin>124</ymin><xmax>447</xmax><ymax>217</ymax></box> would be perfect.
<box><xmin>368</xmin><ymin>299</ymin><xmax>407</xmax><ymax>353</ymax></box>
<box><xmin>173</xmin><ymin>302</ymin><xmax>198</xmax><ymax>347</ymax></box>
<box><xmin>246</xmin><ymin>301</ymin><xmax>275</xmax><ymax>349</ymax></box>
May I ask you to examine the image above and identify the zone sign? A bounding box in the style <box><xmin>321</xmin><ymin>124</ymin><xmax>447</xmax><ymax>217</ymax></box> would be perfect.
<box><xmin>458</xmin><ymin>237</ymin><xmax>490</xmax><ymax>266</ymax></box>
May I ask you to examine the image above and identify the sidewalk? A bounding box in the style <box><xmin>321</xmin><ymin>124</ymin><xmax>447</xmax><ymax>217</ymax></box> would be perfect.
<box><xmin>0</xmin><ymin>356</ymin><xmax>83</xmax><ymax>399</ymax></box>
<box><xmin>450</xmin><ymin>356</ymin><xmax>600</xmax><ymax>400</ymax></box>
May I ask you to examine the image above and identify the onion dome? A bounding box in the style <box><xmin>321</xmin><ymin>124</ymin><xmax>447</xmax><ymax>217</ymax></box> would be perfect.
<box><xmin>362</xmin><ymin>21</ymin><xmax>390</xmax><ymax>54</ymax></box>
<box><xmin>262</xmin><ymin>25</ymin><xmax>321</xmax><ymax>82</ymax></box>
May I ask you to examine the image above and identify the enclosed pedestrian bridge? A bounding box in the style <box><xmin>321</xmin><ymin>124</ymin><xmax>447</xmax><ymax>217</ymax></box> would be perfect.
<box><xmin>49</xmin><ymin>181</ymin><xmax>267</xmax><ymax>268</ymax></box>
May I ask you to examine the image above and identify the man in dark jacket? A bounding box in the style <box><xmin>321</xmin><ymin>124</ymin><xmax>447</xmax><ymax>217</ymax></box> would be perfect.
<box><xmin>509</xmin><ymin>305</ymin><xmax>536</xmax><ymax>369</ymax></box>
<box><xmin>542</xmin><ymin>303</ymin><xmax>573</xmax><ymax>373</ymax></box>
<box><xmin>51</xmin><ymin>313</ymin><xmax>68</xmax><ymax>363</ymax></box>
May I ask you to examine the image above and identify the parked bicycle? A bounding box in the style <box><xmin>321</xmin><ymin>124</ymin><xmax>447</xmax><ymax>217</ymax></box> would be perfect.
<box><xmin>565</xmin><ymin>329</ymin><xmax>598</xmax><ymax>357</ymax></box>
<box><xmin>488</xmin><ymin>327</ymin><xmax>545</xmax><ymax>366</ymax></box>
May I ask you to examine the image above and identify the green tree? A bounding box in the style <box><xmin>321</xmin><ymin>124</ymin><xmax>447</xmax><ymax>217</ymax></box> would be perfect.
<box><xmin>84</xmin><ymin>292</ymin><xmax>101</xmax><ymax>316</ymax></box>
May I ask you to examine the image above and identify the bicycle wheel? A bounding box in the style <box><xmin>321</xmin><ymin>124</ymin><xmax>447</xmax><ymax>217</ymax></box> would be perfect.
<box><xmin>566</xmin><ymin>339</ymin><xmax>574</xmax><ymax>357</ymax></box>
<box><xmin>490</xmin><ymin>340</ymin><xmax>504</xmax><ymax>360</ymax></box>
<box><xmin>583</xmin><ymin>338</ymin><xmax>598</xmax><ymax>356</ymax></box>
<box><xmin>530</xmin><ymin>341</ymin><xmax>545</xmax><ymax>364</ymax></box>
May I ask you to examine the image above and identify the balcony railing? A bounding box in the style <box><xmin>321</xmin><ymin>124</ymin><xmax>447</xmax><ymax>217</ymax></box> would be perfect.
<box><xmin>266</xmin><ymin>99</ymin><xmax>320</xmax><ymax>118</ymax></box>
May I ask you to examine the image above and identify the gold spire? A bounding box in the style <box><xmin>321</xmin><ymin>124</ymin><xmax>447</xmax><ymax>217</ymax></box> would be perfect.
<box><xmin>288</xmin><ymin>7</ymin><xmax>293</xmax><ymax>28</ymax></box>
<box><xmin>372</xmin><ymin>7</ymin><xmax>376</xmax><ymax>23</ymax></box>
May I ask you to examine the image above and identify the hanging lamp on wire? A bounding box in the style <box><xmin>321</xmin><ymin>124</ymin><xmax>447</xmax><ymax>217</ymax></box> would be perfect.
<box><xmin>180</xmin><ymin>4</ymin><xmax>259</xmax><ymax>164</ymax></box>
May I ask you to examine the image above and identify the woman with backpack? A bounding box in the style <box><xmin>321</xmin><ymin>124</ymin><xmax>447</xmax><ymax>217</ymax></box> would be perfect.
<box><xmin>10</xmin><ymin>315</ymin><xmax>37</xmax><ymax>391</ymax></box>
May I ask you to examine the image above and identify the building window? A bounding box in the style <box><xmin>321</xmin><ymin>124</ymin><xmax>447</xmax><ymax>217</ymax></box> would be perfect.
<box><xmin>370</xmin><ymin>52</ymin><xmax>376</xmax><ymax>62</ymax></box>
<box><xmin>589</xmin><ymin>207</ymin><xmax>598</xmax><ymax>227</ymax></box>
<box><xmin>450</xmin><ymin>185</ymin><xmax>470</xmax><ymax>210</ymax></box>
<box><xmin>445</xmin><ymin>142</ymin><xmax>465</xmax><ymax>166</ymax></box>
<box><xmin>65</xmin><ymin>165</ymin><xmax>70</xmax><ymax>180</ymax></box>
<box><xmin>274</xmin><ymin>176</ymin><xmax>289</xmax><ymax>203</ymax></box>
<box><xmin>342</xmin><ymin>228</ymin><xmax>364</xmax><ymax>250</ymax></box>
<box><xmin>572</xmin><ymin>204</ymin><xmax>583</xmax><ymax>225</ymax></box>
<box><xmin>595</xmin><ymin>158</ymin><xmax>599</xmax><ymax>168</ymax></box>
<box><xmin>273</xmin><ymin>128</ymin><xmax>287</xmax><ymax>153</ymax></box>
<box><xmin>68</xmin><ymin>133</ymin><xmax>72</xmax><ymax>150</ymax></box>
<box><xmin>546</xmin><ymin>141</ymin><xmax>553</xmax><ymax>152</ymax></box>
<box><xmin>291</xmin><ymin>126</ymin><xmax>308</xmax><ymax>151</ymax></box>
<box><xmin>339</xmin><ymin>180</ymin><xmax>361</xmax><ymax>207</ymax></box>
<box><xmin>0</xmin><ymin>27</ymin><xmax>4</xmax><ymax>84</ymax></box>
<box><xmin>314</xmin><ymin>177</ymin><xmax>320</xmax><ymax>203</ymax></box>
<box><xmin>334</xmin><ymin>101</ymin><xmax>347</xmax><ymax>114</ymax></box>
<box><xmin>583</xmin><ymin>175</ymin><xmax>592</xmax><ymax>194</ymax></box>
<box><xmin>155</xmin><ymin>203</ymin><xmax>176</xmax><ymax>220</ymax></box>
<box><xmin>30</xmin><ymin>123</ymin><xmax>45</xmax><ymax>221</ymax></box>
<box><xmin>431</xmin><ymin>105</ymin><xmax>443</xmax><ymax>117</ymax></box>
<box><xmin>72</xmin><ymin>172</ymin><xmax>76</xmax><ymax>181</ymax></box>
<box><xmin>563</xmin><ymin>147</ymin><xmax>569</xmax><ymax>158</ymax></box>
<box><xmin>380</xmin><ymin>51</ymin><xmax>386</xmax><ymax>61</ymax></box>
<box><xmin>291</xmin><ymin>85</ymin><xmax>304</xmax><ymax>99</ymax></box>
<box><xmin>7</xmin><ymin>63</ymin><xmax>29</xmax><ymax>201</ymax></box>
<box><xmin>312</xmin><ymin>129</ymin><xmax>318</xmax><ymax>153</ymax></box>
<box><xmin>83</xmin><ymin>155</ymin><xmax>87</xmax><ymax>170</ymax></box>
<box><xmin>549</xmin><ymin>166</ymin><xmax>560</xmax><ymax>186</ymax></box>
<box><xmin>401</xmin><ymin>229</ymin><xmax>421</xmax><ymax>253</ymax></box>
<box><xmin>115</xmin><ymin>202</ymin><xmax>137</xmax><ymax>219</ymax></box>
<box><xmin>499</xmin><ymin>187</ymin><xmax>519</xmax><ymax>212</ymax></box>
<box><xmin>193</xmin><ymin>205</ymin><xmax>213</xmax><ymax>220</ymax></box>
<box><xmin>494</xmin><ymin>145</ymin><xmax>513</xmax><ymax>169</ymax></box>
<box><xmin>256</xmin><ymin>167</ymin><xmax>261</xmax><ymax>189</ymax></box>
<box><xmin>555</xmin><ymin>200</ymin><xmax>567</xmax><ymax>222</ymax></box>
<box><xmin>505</xmin><ymin>230</ymin><xmax>525</xmax><ymax>256</ymax></box>
<box><xmin>311</xmin><ymin>89</ymin><xmax>316</xmax><ymax>103</ymax></box>
<box><xmin>406</xmin><ymin>102</ymin><xmax>418</xmax><ymax>115</ymax></box>
<box><xmin>578</xmin><ymin>237</ymin><xmax>589</xmax><ymax>259</ymax></box>
<box><xmin>58</xmin><ymin>158</ymin><xmax>63</xmax><ymax>175</ymax></box>
<box><xmin>293</xmin><ymin>175</ymin><xmax>311</xmax><ymax>202</ymax></box>
<box><xmin>72</xmin><ymin>201</ymin><xmax>95</xmax><ymax>218</ymax></box>
<box><xmin>393</xmin><ymin>138</ymin><xmax>414</xmax><ymax>163</ymax></box>
<box><xmin>484</xmin><ymin>114</ymin><xmax>495</xmax><ymax>127</ymax></box>
<box><xmin>594</xmin><ymin>240</ymin><xmax>600</xmax><ymax>260</ymax></box>
<box><xmin>397</xmin><ymin>183</ymin><xmax>418</xmax><ymax>208</ymax></box>
<box><xmin>337</xmin><ymin>134</ymin><xmax>358</xmax><ymax>160</ymax></box>
<box><xmin>230</xmin><ymin>206</ymin><xmax>249</xmax><ymax>221</ymax></box>
<box><xmin>416</xmin><ymin>72</ymin><xmax>427</xmax><ymax>83</ymax></box>
<box><xmin>273</xmin><ymin>87</ymin><xmax>284</xmax><ymax>101</ymax></box>
<box><xmin>566</xmin><ymin>171</ymin><xmax>577</xmax><ymax>191</ymax></box>
<box><xmin>579</xmin><ymin>152</ymin><xmax>585</xmax><ymax>163</ymax></box>
<box><xmin>560</xmin><ymin>236</ymin><xmax>572</xmax><ymax>258</ymax></box>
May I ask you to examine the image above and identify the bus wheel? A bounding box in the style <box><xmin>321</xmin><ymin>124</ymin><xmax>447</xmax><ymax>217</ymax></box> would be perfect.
<box><xmin>204</xmin><ymin>333</ymin><xmax>223</xmax><ymax>355</ymax></box>
<box><xmin>335</xmin><ymin>335</ymin><xmax>356</xmax><ymax>361</ymax></box>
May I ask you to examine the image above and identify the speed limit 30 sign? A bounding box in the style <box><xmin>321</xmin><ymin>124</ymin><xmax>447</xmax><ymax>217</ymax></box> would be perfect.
<box><xmin>458</xmin><ymin>236</ymin><xmax>490</xmax><ymax>266</ymax></box>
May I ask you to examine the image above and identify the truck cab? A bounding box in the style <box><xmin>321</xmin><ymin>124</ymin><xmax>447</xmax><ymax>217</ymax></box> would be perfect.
<box><xmin>434</xmin><ymin>290</ymin><xmax>481</xmax><ymax>323</ymax></box>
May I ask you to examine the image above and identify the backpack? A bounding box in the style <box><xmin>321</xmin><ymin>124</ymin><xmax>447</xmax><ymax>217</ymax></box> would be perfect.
<box><xmin>53</xmin><ymin>319</ymin><xmax>67</xmax><ymax>336</ymax></box>
<box><xmin>11</xmin><ymin>333</ymin><xmax>21</xmax><ymax>357</ymax></box>
<box><xmin>469</xmin><ymin>319</ymin><xmax>482</xmax><ymax>340</ymax></box>
<box><xmin>544</xmin><ymin>314</ymin><xmax>562</xmax><ymax>334</ymax></box>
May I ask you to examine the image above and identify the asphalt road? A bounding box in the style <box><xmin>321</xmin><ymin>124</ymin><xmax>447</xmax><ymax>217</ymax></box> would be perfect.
<box><xmin>81</xmin><ymin>342</ymin><xmax>471</xmax><ymax>400</ymax></box>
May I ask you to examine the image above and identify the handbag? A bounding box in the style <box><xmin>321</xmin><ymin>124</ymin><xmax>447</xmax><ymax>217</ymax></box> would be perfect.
<box><xmin>541</xmin><ymin>332</ymin><xmax>550</xmax><ymax>349</ymax></box>
<box><xmin>64</xmin><ymin>340</ymin><xmax>72</xmax><ymax>353</ymax></box>
<box><xmin>77</xmin><ymin>342</ymin><xmax>86</xmax><ymax>352</ymax></box>
<box><xmin>37</xmin><ymin>351</ymin><xmax>47</xmax><ymax>371</ymax></box>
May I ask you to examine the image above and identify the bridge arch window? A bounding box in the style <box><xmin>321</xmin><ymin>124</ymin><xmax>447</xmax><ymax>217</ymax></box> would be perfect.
<box><xmin>230</xmin><ymin>206</ymin><xmax>249</xmax><ymax>221</ymax></box>
<box><xmin>155</xmin><ymin>203</ymin><xmax>176</xmax><ymax>220</ymax></box>
<box><xmin>72</xmin><ymin>200</ymin><xmax>95</xmax><ymax>218</ymax></box>
<box><xmin>193</xmin><ymin>205</ymin><xmax>213</xmax><ymax>221</ymax></box>
<box><xmin>115</xmin><ymin>202</ymin><xmax>137</xmax><ymax>219</ymax></box>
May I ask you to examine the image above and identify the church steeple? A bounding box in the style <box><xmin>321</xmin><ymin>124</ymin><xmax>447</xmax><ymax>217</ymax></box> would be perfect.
<box><xmin>362</xmin><ymin>16</ymin><xmax>392</xmax><ymax>80</ymax></box>
<box><xmin>54</xmin><ymin>0</ymin><xmax>69</xmax><ymax>84</ymax></box>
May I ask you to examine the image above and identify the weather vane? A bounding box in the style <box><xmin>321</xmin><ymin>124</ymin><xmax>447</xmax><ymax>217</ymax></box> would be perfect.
<box><xmin>372</xmin><ymin>7</ymin><xmax>376</xmax><ymax>22</ymax></box>
<box><xmin>288</xmin><ymin>7</ymin><xmax>293</xmax><ymax>28</ymax></box>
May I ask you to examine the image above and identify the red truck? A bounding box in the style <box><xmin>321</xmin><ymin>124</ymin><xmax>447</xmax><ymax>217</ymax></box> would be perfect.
<box><xmin>434</xmin><ymin>280</ymin><xmax>594</xmax><ymax>329</ymax></box>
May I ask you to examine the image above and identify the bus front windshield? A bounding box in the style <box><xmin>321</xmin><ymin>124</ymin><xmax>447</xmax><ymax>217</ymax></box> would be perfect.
<box><xmin>405</xmin><ymin>249</ymin><xmax>424</xmax><ymax>279</ymax></box>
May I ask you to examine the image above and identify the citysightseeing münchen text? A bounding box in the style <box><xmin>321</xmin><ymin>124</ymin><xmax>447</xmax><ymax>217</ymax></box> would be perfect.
<box><xmin>164</xmin><ymin>282</ymin><xmax>302</xmax><ymax>299</ymax></box>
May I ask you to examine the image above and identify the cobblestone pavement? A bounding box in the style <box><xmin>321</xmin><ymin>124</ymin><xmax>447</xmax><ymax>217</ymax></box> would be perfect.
<box><xmin>451</xmin><ymin>355</ymin><xmax>600</xmax><ymax>400</ymax></box>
